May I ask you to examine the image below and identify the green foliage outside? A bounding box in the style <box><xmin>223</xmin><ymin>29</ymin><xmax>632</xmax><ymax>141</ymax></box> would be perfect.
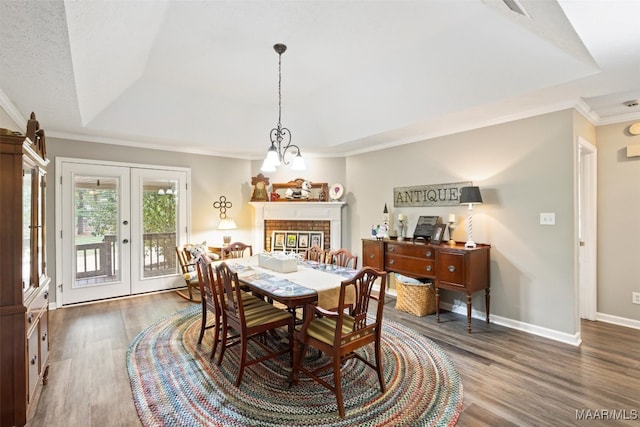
<box><xmin>142</xmin><ymin>192</ymin><xmax>177</xmax><ymax>233</ymax></box>
<box><xmin>75</xmin><ymin>189</ymin><xmax>177</xmax><ymax>236</ymax></box>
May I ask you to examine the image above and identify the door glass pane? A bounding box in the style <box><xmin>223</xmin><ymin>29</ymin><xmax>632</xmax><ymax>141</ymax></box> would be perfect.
<box><xmin>141</xmin><ymin>178</ymin><xmax>178</xmax><ymax>278</ymax></box>
<box><xmin>22</xmin><ymin>164</ymin><xmax>33</xmax><ymax>292</ymax></box>
<box><xmin>37</xmin><ymin>170</ymin><xmax>45</xmax><ymax>281</ymax></box>
<box><xmin>74</xmin><ymin>175</ymin><xmax>120</xmax><ymax>287</ymax></box>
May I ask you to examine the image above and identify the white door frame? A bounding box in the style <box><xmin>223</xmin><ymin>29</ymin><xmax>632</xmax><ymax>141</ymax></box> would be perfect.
<box><xmin>55</xmin><ymin>157</ymin><xmax>191</xmax><ymax>306</ymax></box>
<box><xmin>577</xmin><ymin>137</ymin><xmax>597</xmax><ymax>321</ymax></box>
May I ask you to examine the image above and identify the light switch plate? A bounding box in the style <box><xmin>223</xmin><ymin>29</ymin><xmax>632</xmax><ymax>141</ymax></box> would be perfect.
<box><xmin>540</xmin><ymin>213</ymin><xmax>556</xmax><ymax>225</ymax></box>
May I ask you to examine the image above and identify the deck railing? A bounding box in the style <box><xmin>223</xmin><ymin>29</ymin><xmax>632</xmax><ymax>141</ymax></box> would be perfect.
<box><xmin>76</xmin><ymin>232</ymin><xmax>177</xmax><ymax>279</ymax></box>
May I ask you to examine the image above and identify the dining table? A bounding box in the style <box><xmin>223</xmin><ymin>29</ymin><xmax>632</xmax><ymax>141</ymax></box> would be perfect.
<box><xmin>218</xmin><ymin>254</ymin><xmax>358</xmax><ymax>312</ymax></box>
<box><xmin>212</xmin><ymin>254</ymin><xmax>361</xmax><ymax>380</ymax></box>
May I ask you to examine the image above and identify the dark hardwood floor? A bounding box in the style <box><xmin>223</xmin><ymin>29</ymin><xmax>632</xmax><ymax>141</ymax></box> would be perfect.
<box><xmin>30</xmin><ymin>291</ymin><xmax>640</xmax><ymax>426</ymax></box>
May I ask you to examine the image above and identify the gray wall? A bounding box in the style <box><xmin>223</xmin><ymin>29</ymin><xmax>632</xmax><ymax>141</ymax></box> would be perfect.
<box><xmin>597</xmin><ymin>120</ymin><xmax>640</xmax><ymax>320</ymax></box>
<box><xmin>347</xmin><ymin>110</ymin><xmax>578</xmax><ymax>335</ymax></box>
<box><xmin>4</xmin><ymin>106</ymin><xmax>639</xmax><ymax>339</ymax></box>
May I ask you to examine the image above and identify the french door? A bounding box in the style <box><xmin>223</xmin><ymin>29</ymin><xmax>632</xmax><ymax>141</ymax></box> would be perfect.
<box><xmin>57</xmin><ymin>159</ymin><xmax>189</xmax><ymax>305</ymax></box>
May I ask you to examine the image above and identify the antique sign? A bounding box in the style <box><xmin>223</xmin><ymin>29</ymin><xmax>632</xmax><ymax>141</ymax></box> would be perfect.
<box><xmin>393</xmin><ymin>181</ymin><xmax>472</xmax><ymax>207</ymax></box>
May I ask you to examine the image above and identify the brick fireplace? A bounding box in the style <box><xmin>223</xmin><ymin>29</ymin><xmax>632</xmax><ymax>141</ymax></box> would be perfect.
<box><xmin>249</xmin><ymin>202</ymin><xmax>346</xmax><ymax>253</ymax></box>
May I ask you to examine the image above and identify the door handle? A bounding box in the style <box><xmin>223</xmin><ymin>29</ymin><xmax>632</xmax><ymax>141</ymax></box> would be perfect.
<box><xmin>123</xmin><ymin>239</ymin><xmax>129</xmax><ymax>244</ymax></box>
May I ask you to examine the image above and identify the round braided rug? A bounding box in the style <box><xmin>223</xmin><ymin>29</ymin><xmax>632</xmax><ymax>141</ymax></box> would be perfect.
<box><xmin>127</xmin><ymin>305</ymin><xmax>463</xmax><ymax>426</ymax></box>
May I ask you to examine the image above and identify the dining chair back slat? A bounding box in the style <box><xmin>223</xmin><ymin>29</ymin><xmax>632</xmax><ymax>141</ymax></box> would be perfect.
<box><xmin>221</xmin><ymin>241</ymin><xmax>253</xmax><ymax>259</ymax></box>
<box><xmin>303</xmin><ymin>245</ymin><xmax>326</xmax><ymax>263</ymax></box>
<box><xmin>293</xmin><ymin>266</ymin><xmax>387</xmax><ymax>417</ymax></box>
<box><xmin>327</xmin><ymin>248</ymin><xmax>358</xmax><ymax>269</ymax></box>
<box><xmin>216</xmin><ymin>262</ymin><xmax>294</xmax><ymax>387</ymax></box>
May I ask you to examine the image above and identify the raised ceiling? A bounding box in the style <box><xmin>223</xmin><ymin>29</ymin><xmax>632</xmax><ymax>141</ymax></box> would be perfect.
<box><xmin>1</xmin><ymin>0</ymin><xmax>639</xmax><ymax>159</ymax></box>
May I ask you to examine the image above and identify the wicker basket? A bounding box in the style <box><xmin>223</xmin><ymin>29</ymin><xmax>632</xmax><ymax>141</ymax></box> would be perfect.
<box><xmin>395</xmin><ymin>279</ymin><xmax>436</xmax><ymax>317</ymax></box>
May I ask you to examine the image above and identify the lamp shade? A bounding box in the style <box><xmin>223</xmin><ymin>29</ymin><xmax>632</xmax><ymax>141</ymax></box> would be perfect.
<box><xmin>218</xmin><ymin>218</ymin><xmax>237</xmax><ymax>230</ymax></box>
<box><xmin>459</xmin><ymin>186</ymin><xmax>483</xmax><ymax>205</ymax></box>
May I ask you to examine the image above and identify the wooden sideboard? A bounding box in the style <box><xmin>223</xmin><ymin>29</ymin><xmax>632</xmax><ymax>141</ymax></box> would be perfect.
<box><xmin>362</xmin><ymin>238</ymin><xmax>490</xmax><ymax>332</ymax></box>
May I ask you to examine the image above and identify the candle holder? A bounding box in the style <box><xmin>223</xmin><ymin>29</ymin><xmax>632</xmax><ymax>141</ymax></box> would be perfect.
<box><xmin>448</xmin><ymin>221</ymin><xmax>456</xmax><ymax>244</ymax></box>
<box><xmin>398</xmin><ymin>220</ymin><xmax>406</xmax><ymax>241</ymax></box>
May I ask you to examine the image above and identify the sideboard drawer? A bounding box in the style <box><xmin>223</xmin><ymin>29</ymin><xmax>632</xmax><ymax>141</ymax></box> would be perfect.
<box><xmin>386</xmin><ymin>243</ymin><xmax>435</xmax><ymax>259</ymax></box>
<box><xmin>385</xmin><ymin>255</ymin><xmax>435</xmax><ymax>278</ymax></box>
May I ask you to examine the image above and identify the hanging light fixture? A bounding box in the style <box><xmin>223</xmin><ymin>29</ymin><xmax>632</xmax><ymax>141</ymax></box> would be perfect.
<box><xmin>261</xmin><ymin>43</ymin><xmax>306</xmax><ymax>172</ymax></box>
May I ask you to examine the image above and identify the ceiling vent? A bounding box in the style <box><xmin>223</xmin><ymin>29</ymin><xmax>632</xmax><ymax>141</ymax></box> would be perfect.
<box><xmin>502</xmin><ymin>0</ymin><xmax>529</xmax><ymax>17</ymax></box>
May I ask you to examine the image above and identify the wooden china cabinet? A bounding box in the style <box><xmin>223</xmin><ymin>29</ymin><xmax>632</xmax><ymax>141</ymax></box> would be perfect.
<box><xmin>0</xmin><ymin>113</ymin><xmax>50</xmax><ymax>427</ymax></box>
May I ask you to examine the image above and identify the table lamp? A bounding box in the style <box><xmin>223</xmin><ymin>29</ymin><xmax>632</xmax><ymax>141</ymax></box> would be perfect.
<box><xmin>459</xmin><ymin>186</ymin><xmax>482</xmax><ymax>248</ymax></box>
<box><xmin>218</xmin><ymin>218</ymin><xmax>237</xmax><ymax>245</ymax></box>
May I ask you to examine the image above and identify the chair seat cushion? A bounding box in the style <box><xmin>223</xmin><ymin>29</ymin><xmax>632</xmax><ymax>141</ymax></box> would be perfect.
<box><xmin>243</xmin><ymin>301</ymin><xmax>292</xmax><ymax>328</ymax></box>
<box><xmin>307</xmin><ymin>315</ymin><xmax>371</xmax><ymax>344</ymax></box>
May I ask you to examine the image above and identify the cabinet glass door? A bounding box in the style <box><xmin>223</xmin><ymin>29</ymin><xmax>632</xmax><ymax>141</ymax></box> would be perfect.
<box><xmin>37</xmin><ymin>167</ymin><xmax>46</xmax><ymax>283</ymax></box>
<box><xmin>22</xmin><ymin>161</ymin><xmax>34</xmax><ymax>292</ymax></box>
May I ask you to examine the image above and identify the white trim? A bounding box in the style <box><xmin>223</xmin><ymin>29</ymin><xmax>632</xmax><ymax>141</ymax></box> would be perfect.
<box><xmin>577</xmin><ymin>138</ymin><xmax>597</xmax><ymax>322</ymax></box>
<box><xmin>55</xmin><ymin>156</ymin><xmax>192</xmax><ymax>172</ymax></box>
<box><xmin>442</xmin><ymin>302</ymin><xmax>582</xmax><ymax>346</ymax></box>
<box><xmin>55</xmin><ymin>157</ymin><xmax>192</xmax><ymax>306</ymax></box>
<box><xmin>596</xmin><ymin>312</ymin><xmax>640</xmax><ymax>330</ymax></box>
<box><xmin>0</xmin><ymin>87</ymin><xmax>26</xmax><ymax>126</ymax></box>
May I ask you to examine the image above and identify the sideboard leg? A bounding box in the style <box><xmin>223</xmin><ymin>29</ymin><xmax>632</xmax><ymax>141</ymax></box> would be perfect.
<box><xmin>435</xmin><ymin>287</ymin><xmax>440</xmax><ymax>323</ymax></box>
<box><xmin>466</xmin><ymin>293</ymin><xmax>472</xmax><ymax>333</ymax></box>
<box><xmin>485</xmin><ymin>288</ymin><xmax>490</xmax><ymax>323</ymax></box>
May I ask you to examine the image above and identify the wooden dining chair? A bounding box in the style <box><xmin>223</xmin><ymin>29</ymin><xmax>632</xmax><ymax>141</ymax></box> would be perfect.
<box><xmin>303</xmin><ymin>245</ymin><xmax>326</xmax><ymax>263</ymax></box>
<box><xmin>175</xmin><ymin>245</ymin><xmax>201</xmax><ymax>302</ymax></box>
<box><xmin>327</xmin><ymin>248</ymin><xmax>358</xmax><ymax>269</ymax></box>
<box><xmin>215</xmin><ymin>262</ymin><xmax>294</xmax><ymax>386</ymax></box>
<box><xmin>293</xmin><ymin>267</ymin><xmax>387</xmax><ymax>417</ymax></box>
<box><xmin>221</xmin><ymin>241</ymin><xmax>253</xmax><ymax>259</ymax></box>
<box><xmin>196</xmin><ymin>256</ymin><xmax>263</xmax><ymax>360</ymax></box>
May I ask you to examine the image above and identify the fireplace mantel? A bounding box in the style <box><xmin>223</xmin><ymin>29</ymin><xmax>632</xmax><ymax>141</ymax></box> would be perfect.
<box><xmin>249</xmin><ymin>201</ymin><xmax>346</xmax><ymax>253</ymax></box>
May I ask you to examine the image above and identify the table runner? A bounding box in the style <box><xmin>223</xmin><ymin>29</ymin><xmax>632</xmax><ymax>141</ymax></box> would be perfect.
<box><xmin>219</xmin><ymin>255</ymin><xmax>356</xmax><ymax>308</ymax></box>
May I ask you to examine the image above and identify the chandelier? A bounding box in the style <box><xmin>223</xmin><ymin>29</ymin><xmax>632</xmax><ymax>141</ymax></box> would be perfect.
<box><xmin>261</xmin><ymin>43</ymin><xmax>305</xmax><ymax>172</ymax></box>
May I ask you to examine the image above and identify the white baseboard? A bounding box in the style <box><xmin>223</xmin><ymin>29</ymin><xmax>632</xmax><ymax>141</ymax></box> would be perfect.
<box><xmin>596</xmin><ymin>312</ymin><xmax>640</xmax><ymax>330</ymax></box>
<box><xmin>442</xmin><ymin>301</ymin><xmax>582</xmax><ymax>346</ymax></box>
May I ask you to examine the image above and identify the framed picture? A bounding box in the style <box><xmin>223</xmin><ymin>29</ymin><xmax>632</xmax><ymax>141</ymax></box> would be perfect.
<box><xmin>413</xmin><ymin>215</ymin><xmax>439</xmax><ymax>240</ymax></box>
<box><xmin>273</xmin><ymin>232</ymin><xmax>285</xmax><ymax>249</ymax></box>
<box><xmin>298</xmin><ymin>233</ymin><xmax>309</xmax><ymax>248</ymax></box>
<box><xmin>286</xmin><ymin>233</ymin><xmax>298</xmax><ymax>248</ymax></box>
<box><xmin>310</xmin><ymin>233</ymin><xmax>322</xmax><ymax>248</ymax></box>
<box><xmin>431</xmin><ymin>223</ymin><xmax>447</xmax><ymax>245</ymax></box>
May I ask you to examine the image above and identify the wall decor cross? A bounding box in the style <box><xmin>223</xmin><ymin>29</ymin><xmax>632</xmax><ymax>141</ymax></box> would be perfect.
<box><xmin>213</xmin><ymin>196</ymin><xmax>232</xmax><ymax>219</ymax></box>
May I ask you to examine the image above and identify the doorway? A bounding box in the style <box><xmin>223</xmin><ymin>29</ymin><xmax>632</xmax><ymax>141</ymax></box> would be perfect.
<box><xmin>56</xmin><ymin>159</ymin><xmax>190</xmax><ymax>305</ymax></box>
<box><xmin>577</xmin><ymin>137</ymin><xmax>597</xmax><ymax>321</ymax></box>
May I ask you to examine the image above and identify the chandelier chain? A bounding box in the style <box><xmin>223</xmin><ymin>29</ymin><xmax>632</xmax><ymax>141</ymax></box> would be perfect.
<box><xmin>261</xmin><ymin>43</ymin><xmax>305</xmax><ymax>171</ymax></box>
